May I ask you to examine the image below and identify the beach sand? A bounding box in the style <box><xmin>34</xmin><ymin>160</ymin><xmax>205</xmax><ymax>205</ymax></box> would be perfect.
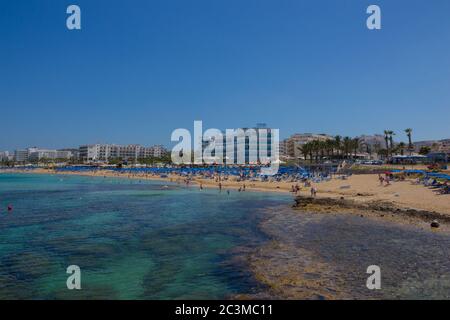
<box><xmin>2</xmin><ymin>168</ymin><xmax>449</xmax><ymax>216</ymax></box>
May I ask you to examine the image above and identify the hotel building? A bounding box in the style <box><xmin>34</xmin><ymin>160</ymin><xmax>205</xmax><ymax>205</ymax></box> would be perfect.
<box><xmin>200</xmin><ymin>123</ymin><xmax>277</xmax><ymax>164</ymax></box>
<box><xmin>78</xmin><ymin>144</ymin><xmax>168</xmax><ymax>162</ymax></box>
<box><xmin>282</xmin><ymin>133</ymin><xmax>334</xmax><ymax>159</ymax></box>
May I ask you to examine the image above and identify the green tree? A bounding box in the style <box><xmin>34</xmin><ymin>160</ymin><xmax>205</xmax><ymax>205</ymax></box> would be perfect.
<box><xmin>334</xmin><ymin>135</ymin><xmax>342</xmax><ymax>158</ymax></box>
<box><xmin>404</xmin><ymin>128</ymin><xmax>413</xmax><ymax>154</ymax></box>
<box><xmin>398</xmin><ymin>142</ymin><xmax>406</xmax><ymax>155</ymax></box>
<box><xmin>419</xmin><ymin>146</ymin><xmax>431</xmax><ymax>155</ymax></box>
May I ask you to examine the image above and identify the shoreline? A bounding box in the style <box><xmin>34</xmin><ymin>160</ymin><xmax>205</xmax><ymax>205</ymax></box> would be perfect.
<box><xmin>2</xmin><ymin>168</ymin><xmax>450</xmax><ymax>300</ymax></box>
<box><xmin>244</xmin><ymin>204</ymin><xmax>450</xmax><ymax>300</ymax></box>
<box><xmin>2</xmin><ymin>168</ymin><xmax>449</xmax><ymax>222</ymax></box>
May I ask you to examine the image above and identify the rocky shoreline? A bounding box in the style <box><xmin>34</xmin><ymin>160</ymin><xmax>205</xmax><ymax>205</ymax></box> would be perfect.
<box><xmin>292</xmin><ymin>195</ymin><xmax>450</xmax><ymax>228</ymax></box>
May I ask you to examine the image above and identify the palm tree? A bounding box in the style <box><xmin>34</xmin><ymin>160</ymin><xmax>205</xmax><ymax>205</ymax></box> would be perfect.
<box><xmin>342</xmin><ymin>136</ymin><xmax>352</xmax><ymax>159</ymax></box>
<box><xmin>383</xmin><ymin>130</ymin><xmax>390</xmax><ymax>154</ymax></box>
<box><xmin>334</xmin><ymin>135</ymin><xmax>342</xmax><ymax>158</ymax></box>
<box><xmin>351</xmin><ymin>138</ymin><xmax>360</xmax><ymax>159</ymax></box>
<box><xmin>299</xmin><ymin>143</ymin><xmax>311</xmax><ymax>162</ymax></box>
<box><xmin>384</xmin><ymin>130</ymin><xmax>395</xmax><ymax>157</ymax></box>
<box><xmin>405</xmin><ymin>128</ymin><xmax>413</xmax><ymax>155</ymax></box>
<box><xmin>311</xmin><ymin>140</ymin><xmax>321</xmax><ymax>163</ymax></box>
<box><xmin>398</xmin><ymin>142</ymin><xmax>406</xmax><ymax>155</ymax></box>
<box><xmin>326</xmin><ymin>140</ymin><xmax>335</xmax><ymax>158</ymax></box>
<box><xmin>389</xmin><ymin>131</ymin><xmax>395</xmax><ymax>150</ymax></box>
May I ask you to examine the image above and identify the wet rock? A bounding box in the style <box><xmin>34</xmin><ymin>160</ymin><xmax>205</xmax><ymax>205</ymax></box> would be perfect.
<box><xmin>431</xmin><ymin>220</ymin><xmax>440</xmax><ymax>228</ymax></box>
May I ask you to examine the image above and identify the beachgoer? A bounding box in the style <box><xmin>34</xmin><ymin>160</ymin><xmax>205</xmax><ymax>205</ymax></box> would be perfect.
<box><xmin>7</xmin><ymin>204</ymin><xmax>13</xmax><ymax>212</ymax></box>
<box><xmin>378</xmin><ymin>174</ymin><xmax>384</xmax><ymax>186</ymax></box>
<box><xmin>310</xmin><ymin>187</ymin><xmax>317</xmax><ymax>197</ymax></box>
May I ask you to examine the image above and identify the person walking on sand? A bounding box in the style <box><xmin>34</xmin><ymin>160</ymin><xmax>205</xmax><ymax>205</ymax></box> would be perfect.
<box><xmin>378</xmin><ymin>174</ymin><xmax>384</xmax><ymax>186</ymax></box>
<box><xmin>310</xmin><ymin>187</ymin><xmax>317</xmax><ymax>197</ymax></box>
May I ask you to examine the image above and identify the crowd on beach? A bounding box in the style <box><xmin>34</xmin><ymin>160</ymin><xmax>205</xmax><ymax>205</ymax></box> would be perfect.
<box><xmin>1</xmin><ymin>165</ymin><xmax>449</xmax><ymax>201</ymax></box>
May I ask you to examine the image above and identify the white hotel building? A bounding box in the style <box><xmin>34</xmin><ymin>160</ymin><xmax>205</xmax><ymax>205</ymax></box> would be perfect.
<box><xmin>13</xmin><ymin>148</ymin><xmax>74</xmax><ymax>162</ymax></box>
<box><xmin>79</xmin><ymin>144</ymin><xmax>167</xmax><ymax>162</ymax></box>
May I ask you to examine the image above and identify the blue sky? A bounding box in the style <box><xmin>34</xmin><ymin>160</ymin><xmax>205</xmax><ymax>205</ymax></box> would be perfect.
<box><xmin>1</xmin><ymin>0</ymin><xmax>449</xmax><ymax>150</ymax></box>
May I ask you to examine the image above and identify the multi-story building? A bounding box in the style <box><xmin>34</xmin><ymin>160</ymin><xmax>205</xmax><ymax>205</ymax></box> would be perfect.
<box><xmin>0</xmin><ymin>151</ymin><xmax>12</xmax><ymax>162</ymax></box>
<box><xmin>28</xmin><ymin>149</ymin><xmax>74</xmax><ymax>162</ymax></box>
<box><xmin>436</xmin><ymin>139</ymin><xmax>450</xmax><ymax>156</ymax></box>
<box><xmin>14</xmin><ymin>149</ymin><xmax>29</xmax><ymax>162</ymax></box>
<box><xmin>283</xmin><ymin>133</ymin><xmax>333</xmax><ymax>159</ymax></box>
<box><xmin>200</xmin><ymin>123</ymin><xmax>277</xmax><ymax>165</ymax></box>
<box><xmin>357</xmin><ymin>134</ymin><xmax>386</xmax><ymax>155</ymax></box>
<box><xmin>150</xmin><ymin>145</ymin><xmax>167</xmax><ymax>158</ymax></box>
<box><xmin>413</xmin><ymin>140</ymin><xmax>438</xmax><ymax>153</ymax></box>
<box><xmin>78</xmin><ymin>144</ymin><xmax>168</xmax><ymax>162</ymax></box>
<box><xmin>279</xmin><ymin>140</ymin><xmax>288</xmax><ymax>158</ymax></box>
<box><xmin>12</xmin><ymin>147</ymin><xmax>74</xmax><ymax>162</ymax></box>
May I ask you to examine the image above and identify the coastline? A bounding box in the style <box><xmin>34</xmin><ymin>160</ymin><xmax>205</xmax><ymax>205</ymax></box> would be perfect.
<box><xmin>2</xmin><ymin>168</ymin><xmax>449</xmax><ymax>223</ymax></box>
<box><xmin>2</xmin><ymin>168</ymin><xmax>450</xmax><ymax>300</ymax></box>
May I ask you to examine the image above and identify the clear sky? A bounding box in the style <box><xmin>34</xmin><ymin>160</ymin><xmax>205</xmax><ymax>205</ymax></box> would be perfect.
<box><xmin>1</xmin><ymin>0</ymin><xmax>449</xmax><ymax>151</ymax></box>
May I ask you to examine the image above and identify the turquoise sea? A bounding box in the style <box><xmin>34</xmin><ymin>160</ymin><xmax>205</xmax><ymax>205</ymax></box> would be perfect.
<box><xmin>0</xmin><ymin>173</ymin><xmax>292</xmax><ymax>299</ymax></box>
<box><xmin>2</xmin><ymin>173</ymin><xmax>450</xmax><ymax>299</ymax></box>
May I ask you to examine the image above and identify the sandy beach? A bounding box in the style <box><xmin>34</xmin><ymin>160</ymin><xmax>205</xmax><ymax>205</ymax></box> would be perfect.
<box><xmin>2</xmin><ymin>168</ymin><xmax>449</xmax><ymax>217</ymax></box>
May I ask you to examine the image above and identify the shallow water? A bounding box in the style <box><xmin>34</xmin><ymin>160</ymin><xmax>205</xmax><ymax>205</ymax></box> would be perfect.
<box><xmin>1</xmin><ymin>173</ymin><xmax>449</xmax><ymax>300</ymax></box>
<box><xmin>0</xmin><ymin>173</ymin><xmax>292</xmax><ymax>299</ymax></box>
<box><xmin>259</xmin><ymin>210</ymin><xmax>450</xmax><ymax>299</ymax></box>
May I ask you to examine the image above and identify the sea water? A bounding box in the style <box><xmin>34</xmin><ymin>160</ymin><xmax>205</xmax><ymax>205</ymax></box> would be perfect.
<box><xmin>1</xmin><ymin>173</ymin><xmax>450</xmax><ymax>300</ymax></box>
<box><xmin>0</xmin><ymin>173</ymin><xmax>291</xmax><ymax>299</ymax></box>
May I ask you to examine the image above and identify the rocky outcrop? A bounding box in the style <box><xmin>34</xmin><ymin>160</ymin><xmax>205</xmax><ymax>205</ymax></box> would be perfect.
<box><xmin>293</xmin><ymin>195</ymin><xmax>450</xmax><ymax>225</ymax></box>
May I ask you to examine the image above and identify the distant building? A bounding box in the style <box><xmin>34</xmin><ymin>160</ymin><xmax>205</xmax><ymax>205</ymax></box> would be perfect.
<box><xmin>14</xmin><ymin>149</ymin><xmax>29</xmax><ymax>162</ymax></box>
<box><xmin>282</xmin><ymin>133</ymin><xmax>333</xmax><ymax>159</ymax></box>
<box><xmin>279</xmin><ymin>140</ymin><xmax>288</xmax><ymax>158</ymax></box>
<box><xmin>200</xmin><ymin>123</ymin><xmax>276</xmax><ymax>164</ymax></box>
<box><xmin>79</xmin><ymin>144</ymin><xmax>168</xmax><ymax>162</ymax></box>
<box><xmin>413</xmin><ymin>140</ymin><xmax>438</xmax><ymax>152</ymax></box>
<box><xmin>13</xmin><ymin>147</ymin><xmax>75</xmax><ymax>162</ymax></box>
<box><xmin>151</xmin><ymin>145</ymin><xmax>167</xmax><ymax>158</ymax></box>
<box><xmin>413</xmin><ymin>139</ymin><xmax>450</xmax><ymax>155</ymax></box>
<box><xmin>436</xmin><ymin>139</ymin><xmax>450</xmax><ymax>156</ymax></box>
<box><xmin>357</xmin><ymin>134</ymin><xmax>386</xmax><ymax>150</ymax></box>
<box><xmin>28</xmin><ymin>149</ymin><xmax>74</xmax><ymax>162</ymax></box>
<box><xmin>0</xmin><ymin>151</ymin><xmax>12</xmax><ymax>162</ymax></box>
